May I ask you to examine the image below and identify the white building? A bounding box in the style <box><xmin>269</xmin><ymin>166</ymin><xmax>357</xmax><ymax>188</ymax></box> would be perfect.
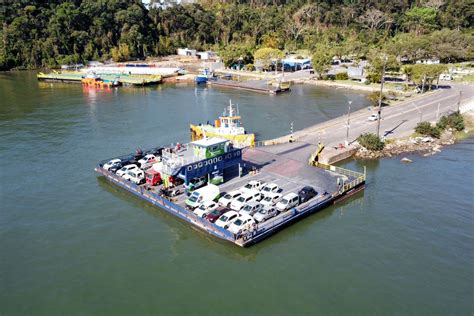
<box><xmin>177</xmin><ymin>48</ymin><xmax>197</xmax><ymax>57</ymax></box>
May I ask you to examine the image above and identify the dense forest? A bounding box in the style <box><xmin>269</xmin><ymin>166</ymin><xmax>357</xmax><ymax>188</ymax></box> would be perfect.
<box><xmin>1</xmin><ymin>0</ymin><xmax>473</xmax><ymax>71</ymax></box>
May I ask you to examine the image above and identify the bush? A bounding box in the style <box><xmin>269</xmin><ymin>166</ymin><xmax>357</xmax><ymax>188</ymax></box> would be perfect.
<box><xmin>436</xmin><ymin>111</ymin><xmax>464</xmax><ymax>131</ymax></box>
<box><xmin>244</xmin><ymin>63</ymin><xmax>255</xmax><ymax>71</ymax></box>
<box><xmin>367</xmin><ymin>91</ymin><xmax>387</xmax><ymax>107</ymax></box>
<box><xmin>366</xmin><ymin>71</ymin><xmax>381</xmax><ymax>84</ymax></box>
<box><xmin>415</xmin><ymin>122</ymin><xmax>441</xmax><ymax>138</ymax></box>
<box><xmin>357</xmin><ymin>133</ymin><xmax>385</xmax><ymax>151</ymax></box>
<box><xmin>335</xmin><ymin>72</ymin><xmax>349</xmax><ymax>80</ymax></box>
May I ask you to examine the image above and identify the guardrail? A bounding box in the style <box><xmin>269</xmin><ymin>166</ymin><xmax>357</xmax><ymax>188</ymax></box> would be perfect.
<box><xmin>311</xmin><ymin>161</ymin><xmax>366</xmax><ymax>195</ymax></box>
<box><xmin>97</xmin><ymin>167</ymin><xmax>236</xmax><ymax>242</ymax></box>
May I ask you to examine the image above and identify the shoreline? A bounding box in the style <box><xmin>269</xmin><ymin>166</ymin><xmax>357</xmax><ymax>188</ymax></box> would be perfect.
<box><xmin>354</xmin><ymin>111</ymin><xmax>474</xmax><ymax>160</ymax></box>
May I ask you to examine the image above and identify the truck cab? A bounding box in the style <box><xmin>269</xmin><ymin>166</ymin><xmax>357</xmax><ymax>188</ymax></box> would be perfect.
<box><xmin>145</xmin><ymin>169</ymin><xmax>162</xmax><ymax>186</ymax></box>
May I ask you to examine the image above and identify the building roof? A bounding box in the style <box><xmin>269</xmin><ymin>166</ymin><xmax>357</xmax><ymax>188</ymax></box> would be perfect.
<box><xmin>191</xmin><ymin>137</ymin><xmax>228</xmax><ymax>148</ymax></box>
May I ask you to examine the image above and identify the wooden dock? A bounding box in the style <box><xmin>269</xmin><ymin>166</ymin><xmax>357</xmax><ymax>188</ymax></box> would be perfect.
<box><xmin>209</xmin><ymin>78</ymin><xmax>290</xmax><ymax>94</ymax></box>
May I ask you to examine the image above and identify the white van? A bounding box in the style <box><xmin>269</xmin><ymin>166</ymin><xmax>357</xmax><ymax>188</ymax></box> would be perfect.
<box><xmin>275</xmin><ymin>192</ymin><xmax>299</xmax><ymax>212</ymax></box>
<box><xmin>185</xmin><ymin>184</ymin><xmax>220</xmax><ymax>209</ymax></box>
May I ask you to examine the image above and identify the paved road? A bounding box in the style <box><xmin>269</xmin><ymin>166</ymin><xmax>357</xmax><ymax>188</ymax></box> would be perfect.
<box><xmin>260</xmin><ymin>83</ymin><xmax>474</xmax><ymax>163</ymax></box>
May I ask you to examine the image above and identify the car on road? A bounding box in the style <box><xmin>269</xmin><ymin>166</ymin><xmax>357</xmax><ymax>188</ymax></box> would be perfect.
<box><xmin>275</xmin><ymin>192</ymin><xmax>300</xmax><ymax>212</ymax></box>
<box><xmin>193</xmin><ymin>201</ymin><xmax>219</xmax><ymax>218</ymax></box>
<box><xmin>368</xmin><ymin>113</ymin><xmax>380</xmax><ymax>121</ymax></box>
<box><xmin>253</xmin><ymin>206</ymin><xmax>278</xmax><ymax>223</ymax></box>
<box><xmin>260</xmin><ymin>193</ymin><xmax>282</xmax><ymax>207</ymax></box>
<box><xmin>239</xmin><ymin>201</ymin><xmax>264</xmax><ymax>217</ymax></box>
<box><xmin>227</xmin><ymin>214</ymin><xmax>256</xmax><ymax>235</ymax></box>
<box><xmin>215</xmin><ymin>210</ymin><xmax>239</xmax><ymax>229</ymax></box>
<box><xmin>260</xmin><ymin>183</ymin><xmax>280</xmax><ymax>196</ymax></box>
<box><xmin>239</xmin><ymin>180</ymin><xmax>265</xmax><ymax>194</ymax></box>
<box><xmin>218</xmin><ymin>190</ymin><xmax>242</xmax><ymax>207</ymax></box>
<box><xmin>298</xmin><ymin>186</ymin><xmax>318</xmax><ymax>203</ymax></box>
<box><xmin>116</xmin><ymin>164</ymin><xmax>139</xmax><ymax>177</ymax></box>
<box><xmin>205</xmin><ymin>207</ymin><xmax>229</xmax><ymax>223</ymax></box>
<box><xmin>103</xmin><ymin>158</ymin><xmax>122</xmax><ymax>171</ymax></box>
<box><xmin>123</xmin><ymin>169</ymin><xmax>145</xmax><ymax>185</ymax></box>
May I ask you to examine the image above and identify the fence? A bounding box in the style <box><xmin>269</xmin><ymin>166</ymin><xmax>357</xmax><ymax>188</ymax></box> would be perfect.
<box><xmin>96</xmin><ymin>166</ymin><xmax>236</xmax><ymax>242</ymax></box>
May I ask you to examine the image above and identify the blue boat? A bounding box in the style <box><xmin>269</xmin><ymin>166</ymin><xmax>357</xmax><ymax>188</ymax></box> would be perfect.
<box><xmin>195</xmin><ymin>68</ymin><xmax>213</xmax><ymax>84</ymax></box>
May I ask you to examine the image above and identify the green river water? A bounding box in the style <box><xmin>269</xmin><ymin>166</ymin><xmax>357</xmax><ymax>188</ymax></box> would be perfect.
<box><xmin>0</xmin><ymin>72</ymin><xmax>473</xmax><ymax>315</ymax></box>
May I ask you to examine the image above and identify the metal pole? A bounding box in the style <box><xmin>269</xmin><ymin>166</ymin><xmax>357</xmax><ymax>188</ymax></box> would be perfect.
<box><xmin>436</xmin><ymin>103</ymin><xmax>440</xmax><ymax>120</ymax></box>
<box><xmin>346</xmin><ymin>101</ymin><xmax>352</xmax><ymax>146</ymax></box>
<box><xmin>457</xmin><ymin>91</ymin><xmax>462</xmax><ymax>112</ymax></box>
<box><xmin>376</xmin><ymin>55</ymin><xmax>387</xmax><ymax>137</ymax></box>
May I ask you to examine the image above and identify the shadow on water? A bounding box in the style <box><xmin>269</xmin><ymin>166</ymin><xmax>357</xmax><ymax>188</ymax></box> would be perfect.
<box><xmin>97</xmin><ymin>175</ymin><xmax>365</xmax><ymax>260</ymax></box>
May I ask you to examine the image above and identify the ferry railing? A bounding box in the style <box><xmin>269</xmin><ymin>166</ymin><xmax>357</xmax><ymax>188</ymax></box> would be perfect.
<box><xmin>97</xmin><ymin>166</ymin><xmax>236</xmax><ymax>241</ymax></box>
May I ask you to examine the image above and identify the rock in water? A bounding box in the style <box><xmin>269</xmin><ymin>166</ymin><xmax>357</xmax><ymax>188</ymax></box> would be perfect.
<box><xmin>401</xmin><ymin>157</ymin><xmax>412</xmax><ymax>163</ymax></box>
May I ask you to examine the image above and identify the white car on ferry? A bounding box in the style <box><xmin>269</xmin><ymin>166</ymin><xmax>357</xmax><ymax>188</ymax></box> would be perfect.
<box><xmin>116</xmin><ymin>164</ymin><xmax>139</xmax><ymax>177</ymax></box>
<box><xmin>138</xmin><ymin>154</ymin><xmax>158</xmax><ymax>170</ymax></box>
<box><xmin>275</xmin><ymin>192</ymin><xmax>300</xmax><ymax>212</ymax></box>
<box><xmin>239</xmin><ymin>180</ymin><xmax>265</xmax><ymax>194</ymax></box>
<box><xmin>215</xmin><ymin>211</ymin><xmax>239</xmax><ymax>229</ymax></box>
<box><xmin>253</xmin><ymin>206</ymin><xmax>278</xmax><ymax>223</ymax></box>
<box><xmin>260</xmin><ymin>183</ymin><xmax>280</xmax><ymax>196</ymax></box>
<box><xmin>260</xmin><ymin>193</ymin><xmax>282</xmax><ymax>207</ymax></box>
<box><xmin>227</xmin><ymin>214</ymin><xmax>256</xmax><ymax>235</ymax></box>
<box><xmin>218</xmin><ymin>190</ymin><xmax>242</xmax><ymax>207</ymax></box>
<box><xmin>103</xmin><ymin>158</ymin><xmax>121</xmax><ymax>171</ymax></box>
<box><xmin>230</xmin><ymin>190</ymin><xmax>262</xmax><ymax>211</ymax></box>
<box><xmin>193</xmin><ymin>201</ymin><xmax>219</xmax><ymax>218</ymax></box>
<box><xmin>123</xmin><ymin>169</ymin><xmax>145</xmax><ymax>185</ymax></box>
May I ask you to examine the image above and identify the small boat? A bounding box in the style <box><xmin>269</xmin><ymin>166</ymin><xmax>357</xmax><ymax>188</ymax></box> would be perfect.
<box><xmin>195</xmin><ymin>68</ymin><xmax>213</xmax><ymax>84</ymax></box>
<box><xmin>190</xmin><ymin>100</ymin><xmax>255</xmax><ymax>147</ymax></box>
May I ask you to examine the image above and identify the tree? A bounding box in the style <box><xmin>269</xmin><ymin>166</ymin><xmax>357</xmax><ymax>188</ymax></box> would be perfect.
<box><xmin>429</xmin><ymin>29</ymin><xmax>472</xmax><ymax>62</ymax></box>
<box><xmin>357</xmin><ymin>8</ymin><xmax>391</xmax><ymax>32</ymax></box>
<box><xmin>403</xmin><ymin>7</ymin><xmax>438</xmax><ymax>35</ymax></box>
<box><xmin>218</xmin><ymin>43</ymin><xmax>253</xmax><ymax>68</ymax></box>
<box><xmin>411</xmin><ymin>64</ymin><xmax>447</xmax><ymax>90</ymax></box>
<box><xmin>311</xmin><ymin>46</ymin><xmax>333</xmax><ymax>79</ymax></box>
<box><xmin>253</xmin><ymin>47</ymin><xmax>284</xmax><ymax>71</ymax></box>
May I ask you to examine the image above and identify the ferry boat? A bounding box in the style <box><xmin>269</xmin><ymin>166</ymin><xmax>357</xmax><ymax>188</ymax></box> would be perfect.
<box><xmin>190</xmin><ymin>100</ymin><xmax>255</xmax><ymax>147</ymax></box>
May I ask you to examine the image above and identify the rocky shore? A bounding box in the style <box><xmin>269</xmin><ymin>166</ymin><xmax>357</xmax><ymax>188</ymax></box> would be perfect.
<box><xmin>354</xmin><ymin>130</ymin><xmax>459</xmax><ymax>160</ymax></box>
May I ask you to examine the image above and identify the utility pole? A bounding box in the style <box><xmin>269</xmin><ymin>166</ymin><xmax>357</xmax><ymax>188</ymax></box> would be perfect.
<box><xmin>346</xmin><ymin>100</ymin><xmax>352</xmax><ymax>146</ymax></box>
<box><xmin>289</xmin><ymin>122</ymin><xmax>294</xmax><ymax>143</ymax></box>
<box><xmin>457</xmin><ymin>90</ymin><xmax>463</xmax><ymax>112</ymax></box>
<box><xmin>376</xmin><ymin>55</ymin><xmax>387</xmax><ymax>137</ymax></box>
<box><xmin>421</xmin><ymin>74</ymin><xmax>426</xmax><ymax>93</ymax></box>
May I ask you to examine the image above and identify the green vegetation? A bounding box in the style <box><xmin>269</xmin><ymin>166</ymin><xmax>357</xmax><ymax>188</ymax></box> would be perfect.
<box><xmin>357</xmin><ymin>133</ymin><xmax>385</xmax><ymax>151</ymax></box>
<box><xmin>436</xmin><ymin>112</ymin><xmax>465</xmax><ymax>131</ymax></box>
<box><xmin>335</xmin><ymin>72</ymin><xmax>349</xmax><ymax>80</ymax></box>
<box><xmin>1</xmin><ymin>0</ymin><xmax>473</xmax><ymax>70</ymax></box>
<box><xmin>415</xmin><ymin>122</ymin><xmax>441</xmax><ymax>138</ymax></box>
<box><xmin>367</xmin><ymin>92</ymin><xmax>387</xmax><ymax>107</ymax></box>
<box><xmin>416</xmin><ymin>112</ymin><xmax>465</xmax><ymax>139</ymax></box>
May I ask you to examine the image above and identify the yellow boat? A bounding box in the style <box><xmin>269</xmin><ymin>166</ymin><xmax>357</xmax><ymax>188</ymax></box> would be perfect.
<box><xmin>190</xmin><ymin>100</ymin><xmax>255</xmax><ymax>147</ymax></box>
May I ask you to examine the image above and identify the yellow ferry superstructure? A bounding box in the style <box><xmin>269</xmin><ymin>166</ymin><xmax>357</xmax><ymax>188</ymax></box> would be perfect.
<box><xmin>190</xmin><ymin>100</ymin><xmax>255</xmax><ymax>147</ymax></box>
